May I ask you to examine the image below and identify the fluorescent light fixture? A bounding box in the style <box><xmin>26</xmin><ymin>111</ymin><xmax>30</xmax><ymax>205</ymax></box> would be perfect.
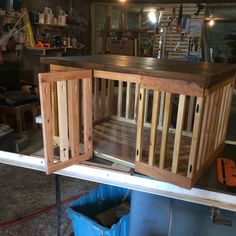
<box><xmin>148</xmin><ymin>11</ymin><xmax>157</xmax><ymax>24</ymax></box>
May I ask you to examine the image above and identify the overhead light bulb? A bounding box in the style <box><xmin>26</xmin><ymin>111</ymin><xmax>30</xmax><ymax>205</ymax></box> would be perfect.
<box><xmin>148</xmin><ymin>11</ymin><xmax>157</xmax><ymax>24</ymax></box>
<box><xmin>209</xmin><ymin>19</ymin><xmax>215</xmax><ymax>27</ymax></box>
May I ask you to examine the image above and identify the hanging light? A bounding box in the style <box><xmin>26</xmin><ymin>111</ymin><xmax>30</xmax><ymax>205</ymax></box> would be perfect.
<box><xmin>208</xmin><ymin>19</ymin><xmax>215</xmax><ymax>27</ymax></box>
<box><xmin>148</xmin><ymin>11</ymin><xmax>157</xmax><ymax>24</ymax></box>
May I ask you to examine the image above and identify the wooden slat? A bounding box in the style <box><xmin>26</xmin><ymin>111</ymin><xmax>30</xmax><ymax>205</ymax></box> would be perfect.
<box><xmin>196</xmin><ymin>95</ymin><xmax>210</xmax><ymax>171</ymax></box>
<box><xmin>101</xmin><ymin>79</ymin><xmax>106</xmax><ymax>117</ymax></box>
<box><xmin>218</xmin><ymin>85</ymin><xmax>231</xmax><ymax>145</ymax></box>
<box><xmin>142</xmin><ymin>75</ymin><xmax>204</xmax><ymax>97</ymax></box>
<box><xmin>186</xmin><ymin>96</ymin><xmax>195</xmax><ymax>132</ymax></box>
<box><xmin>221</xmin><ymin>83</ymin><xmax>234</xmax><ymax>143</ymax></box>
<box><xmin>125</xmin><ymin>82</ymin><xmax>131</xmax><ymax>119</ymax></box>
<box><xmin>144</xmin><ymin>89</ymin><xmax>149</xmax><ymax>122</ymax></box>
<box><xmin>117</xmin><ymin>81</ymin><xmax>123</xmax><ymax>117</ymax></box>
<box><xmin>83</xmin><ymin>78</ymin><xmax>93</xmax><ymax>157</ymax></box>
<box><xmin>158</xmin><ymin>92</ymin><xmax>165</xmax><ymax>128</ymax></box>
<box><xmin>201</xmin><ymin>93</ymin><xmax>215</xmax><ymax>166</ymax></box>
<box><xmin>134</xmin><ymin>83</ymin><xmax>140</xmax><ymax>121</ymax></box>
<box><xmin>51</xmin><ymin>82</ymin><xmax>58</xmax><ymax>136</ymax></box>
<box><xmin>68</xmin><ymin>80</ymin><xmax>80</xmax><ymax>158</ymax></box>
<box><xmin>159</xmin><ymin>92</ymin><xmax>172</xmax><ymax>169</ymax></box>
<box><xmin>136</xmin><ymin>87</ymin><xmax>146</xmax><ymax>162</ymax></box>
<box><xmin>40</xmin><ymin>70</ymin><xmax>92</xmax><ymax>82</ymax></box>
<box><xmin>39</xmin><ymin>80</ymin><xmax>54</xmax><ymax>170</ymax></box>
<box><xmin>94</xmin><ymin>70</ymin><xmax>141</xmax><ymax>83</ymax></box>
<box><xmin>187</xmin><ymin>97</ymin><xmax>204</xmax><ymax>178</ymax></box>
<box><xmin>215</xmin><ymin>86</ymin><xmax>228</xmax><ymax>148</ymax></box>
<box><xmin>110</xmin><ymin>80</ymin><xmax>115</xmax><ymax>115</ymax></box>
<box><xmin>93</xmin><ymin>78</ymin><xmax>99</xmax><ymax>120</ymax></box>
<box><xmin>57</xmin><ymin>81</ymin><xmax>69</xmax><ymax>161</ymax></box>
<box><xmin>172</xmin><ymin>95</ymin><xmax>187</xmax><ymax>173</ymax></box>
<box><xmin>107</xmin><ymin>80</ymin><xmax>112</xmax><ymax>116</ymax></box>
<box><xmin>148</xmin><ymin>91</ymin><xmax>161</xmax><ymax>166</ymax></box>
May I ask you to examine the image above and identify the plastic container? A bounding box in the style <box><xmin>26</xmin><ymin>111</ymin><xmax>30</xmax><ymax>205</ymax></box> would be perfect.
<box><xmin>67</xmin><ymin>185</ymin><xmax>130</xmax><ymax>236</ymax></box>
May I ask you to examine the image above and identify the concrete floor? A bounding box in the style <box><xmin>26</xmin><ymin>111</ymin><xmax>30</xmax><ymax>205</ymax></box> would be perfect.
<box><xmin>0</xmin><ymin>164</ymin><xmax>98</xmax><ymax>235</ymax></box>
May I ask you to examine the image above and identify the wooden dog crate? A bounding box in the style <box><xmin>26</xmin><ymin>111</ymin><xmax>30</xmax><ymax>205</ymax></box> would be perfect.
<box><xmin>39</xmin><ymin>55</ymin><xmax>236</xmax><ymax>189</ymax></box>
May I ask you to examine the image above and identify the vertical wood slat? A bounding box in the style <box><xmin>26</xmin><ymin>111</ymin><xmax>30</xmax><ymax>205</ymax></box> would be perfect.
<box><xmin>215</xmin><ymin>86</ymin><xmax>227</xmax><ymax>148</ymax></box>
<box><xmin>94</xmin><ymin>78</ymin><xmax>99</xmax><ymax>120</ymax></box>
<box><xmin>136</xmin><ymin>87</ymin><xmax>146</xmax><ymax>162</ymax></box>
<box><xmin>110</xmin><ymin>80</ymin><xmax>115</xmax><ymax>115</ymax></box>
<box><xmin>117</xmin><ymin>81</ymin><xmax>123</xmax><ymax>117</ymax></box>
<box><xmin>159</xmin><ymin>92</ymin><xmax>172</xmax><ymax>169</ymax></box>
<box><xmin>57</xmin><ymin>81</ymin><xmax>69</xmax><ymax>161</ymax></box>
<box><xmin>101</xmin><ymin>79</ymin><xmax>106</xmax><ymax>117</ymax></box>
<box><xmin>148</xmin><ymin>91</ymin><xmax>161</xmax><ymax>166</ymax></box>
<box><xmin>107</xmin><ymin>80</ymin><xmax>112</xmax><ymax>116</ymax></box>
<box><xmin>187</xmin><ymin>97</ymin><xmax>204</xmax><ymax>178</ymax></box>
<box><xmin>201</xmin><ymin>93</ymin><xmax>215</xmax><ymax>164</ymax></box>
<box><xmin>186</xmin><ymin>96</ymin><xmax>195</xmax><ymax>132</ymax></box>
<box><xmin>172</xmin><ymin>95</ymin><xmax>187</xmax><ymax>173</ymax></box>
<box><xmin>39</xmin><ymin>81</ymin><xmax>54</xmax><ymax>168</ymax></box>
<box><xmin>68</xmin><ymin>80</ymin><xmax>80</xmax><ymax>158</ymax></box>
<box><xmin>144</xmin><ymin>89</ymin><xmax>149</xmax><ymax>123</ymax></box>
<box><xmin>51</xmin><ymin>82</ymin><xmax>58</xmax><ymax>136</ymax></box>
<box><xmin>196</xmin><ymin>95</ymin><xmax>210</xmax><ymax>171</ymax></box>
<box><xmin>221</xmin><ymin>83</ymin><xmax>234</xmax><ymax>143</ymax></box>
<box><xmin>83</xmin><ymin>78</ymin><xmax>93</xmax><ymax>157</ymax></box>
<box><xmin>125</xmin><ymin>82</ymin><xmax>131</xmax><ymax>119</ymax></box>
<box><xmin>218</xmin><ymin>85</ymin><xmax>231</xmax><ymax>145</ymax></box>
<box><xmin>134</xmin><ymin>83</ymin><xmax>140</xmax><ymax>121</ymax></box>
<box><xmin>158</xmin><ymin>92</ymin><xmax>165</xmax><ymax>128</ymax></box>
<box><xmin>208</xmin><ymin>89</ymin><xmax>222</xmax><ymax>155</ymax></box>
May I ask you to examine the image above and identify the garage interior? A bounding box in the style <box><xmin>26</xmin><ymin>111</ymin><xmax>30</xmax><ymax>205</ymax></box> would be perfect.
<box><xmin>1</xmin><ymin>0</ymin><xmax>236</xmax><ymax>235</ymax></box>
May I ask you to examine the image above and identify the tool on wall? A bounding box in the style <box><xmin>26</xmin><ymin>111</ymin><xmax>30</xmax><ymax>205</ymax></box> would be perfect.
<box><xmin>167</xmin><ymin>8</ymin><xmax>176</xmax><ymax>27</ymax></box>
<box><xmin>188</xmin><ymin>36</ymin><xmax>200</xmax><ymax>53</ymax></box>
<box><xmin>194</xmin><ymin>2</ymin><xmax>205</xmax><ymax>16</ymax></box>
<box><xmin>176</xmin><ymin>2</ymin><xmax>183</xmax><ymax>33</ymax></box>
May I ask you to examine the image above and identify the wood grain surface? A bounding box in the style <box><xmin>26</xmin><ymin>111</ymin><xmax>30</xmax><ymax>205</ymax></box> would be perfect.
<box><xmin>41</xmin><ymin>55</ymin><xmax>236</xmax><ymax>88</ymax></box>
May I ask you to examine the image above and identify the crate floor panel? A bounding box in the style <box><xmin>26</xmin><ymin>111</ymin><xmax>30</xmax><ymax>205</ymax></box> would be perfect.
<box><xmin>93</xmin><ymin>119</ymin><xmax>192</xmax><ymax>175</ymax></box>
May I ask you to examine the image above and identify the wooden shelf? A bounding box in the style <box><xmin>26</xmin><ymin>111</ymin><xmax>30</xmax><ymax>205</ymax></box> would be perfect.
<box><xmin>32</xmin><ymin>22</ymin><xmax>69</xmax><ymax>28</ymax></box>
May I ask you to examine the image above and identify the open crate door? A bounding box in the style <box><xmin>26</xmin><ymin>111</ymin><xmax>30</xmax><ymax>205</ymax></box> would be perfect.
<box><xmin>39</xmin><ymin>70</ymin><xmax>93</xmax><ymax>174</ymax></box>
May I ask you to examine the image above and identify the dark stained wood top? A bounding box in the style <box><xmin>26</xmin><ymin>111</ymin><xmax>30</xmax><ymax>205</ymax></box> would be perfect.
<box><xmin>41</xmin><ymin>55</ymin><xmax>236</xmax><ymax>87</ymax></box>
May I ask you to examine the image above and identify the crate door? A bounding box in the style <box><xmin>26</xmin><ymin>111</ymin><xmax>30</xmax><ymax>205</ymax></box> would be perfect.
<box><xmin>39</xmin><ymin>70</ymin><xmax>93</xmax><ymax>174</ymax></box>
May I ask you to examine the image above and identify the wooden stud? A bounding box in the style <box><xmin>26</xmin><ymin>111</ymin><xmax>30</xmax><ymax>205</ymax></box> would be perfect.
<box><xmin>187</xmin><ymin>97</ymin><xmax>204</xmax><ymax>178</ymax></box>
<box><xmin>172</xmin><ymin>95</ymin><xmax>187</xmax><ymax>173</ymax></box>
<box><xmin>159</xmin><ymin>92</ymin><xmax>172</xmax><ymax>169</ymax></box>
<box><xmin>148</xmin><ymin>91</ymin><xmax>161</xmax><ymax>165</ymax></box>
<box><xmin>117</xmin><ymin>81</ymin><xmax>123</xmax><ymax>117</ymax></box>
<box><xmin>136</xmin><ymin>87</ymin><xmax>146</xmax><ymax>162</ymax></box>
<box><xmin>83</xmin><ymin>78</ymin><xmax>93</xmax><ymax>157</ymax></box>
<box><xmin>57</xmin><ymin>81</ymin><xmax>69</xmax><ymax>161</ymax></box>
<box><xmin>68</xmin><ymin>80</ymin><xmax>80</xmax><ymax>158</ymax></box>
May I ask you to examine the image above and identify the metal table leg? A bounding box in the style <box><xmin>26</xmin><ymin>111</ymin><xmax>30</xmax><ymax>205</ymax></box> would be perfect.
<box><xmin>55</xmin><ymin>174</ymin><xmax>61</xmax><ymax>236</ymax></box>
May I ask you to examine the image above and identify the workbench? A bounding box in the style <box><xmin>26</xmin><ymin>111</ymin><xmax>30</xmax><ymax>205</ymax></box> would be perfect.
<box><xmin>1</xmin><ymin>55</ymin><xmax>236</xmax><ymax>214</ymax></box>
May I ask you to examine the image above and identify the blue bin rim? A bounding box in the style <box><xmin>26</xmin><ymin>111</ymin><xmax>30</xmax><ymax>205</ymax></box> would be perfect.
<box><xmin>67</xmin><ymin>207</ymin><xmax>130</xmax><ymax>231</ymax></box>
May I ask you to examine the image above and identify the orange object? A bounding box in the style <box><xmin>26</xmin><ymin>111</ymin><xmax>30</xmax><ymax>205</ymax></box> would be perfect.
<box><xmin>35</xmin><ymin>41</ymin><xmax>50</xmax><ymax>48</ymax></box>
<box><xmin>217</xmin><ymin>158</ymin><xmax>236</xmax><ymax>186</ymax></box>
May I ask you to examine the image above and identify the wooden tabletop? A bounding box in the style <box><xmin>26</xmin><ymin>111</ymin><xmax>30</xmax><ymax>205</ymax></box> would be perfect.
<box><xmin>41</xmin><ymin>55</ymin><xmax>236</xmax><ymax>87</ymax></box>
